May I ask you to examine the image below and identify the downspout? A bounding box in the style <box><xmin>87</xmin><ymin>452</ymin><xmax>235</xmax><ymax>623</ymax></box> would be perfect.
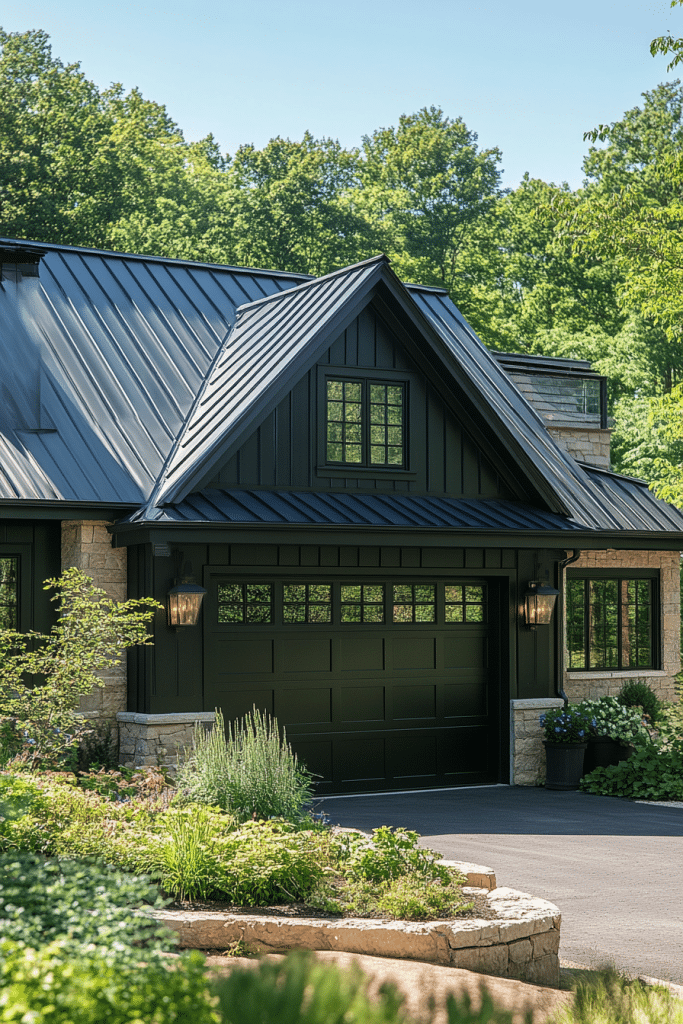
<box><xmin>556</xmin><ymin>549</ymin><xmax>582</xmax><ymax>705</ymax></box>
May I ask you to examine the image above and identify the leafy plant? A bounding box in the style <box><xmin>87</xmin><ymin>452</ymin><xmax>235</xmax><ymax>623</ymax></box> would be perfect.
<box><xmin>581</xmin><ymin>742</ymin><xmax>683</xmax><ymax>801</ymax></box>
<box><xmin>334</xmin><ymin>827</ymin><xmax>454</xmax><ymax>885</ymax></box>
<box><xmin>617</xmin><ymin>681</ymin><xmax>663</xmax><ymax>726</ymax></box>
<box><xmin>0</xmin><ymin>940</ymin><xmax>215</xmax><ymax>1024</ymax></box>
<box><xmin>0</xmin><ymin>568</ymin><xmax>161</xmax><ymax>767</ymax></box>
<box><xmin>539</xmin><ymin>705</ymin><xmax>594</xmax><ymax>743</ymax></box>
<box><xmin>176</xmin><ymin>707</ymin><xmax>315</xmax><ymax>822</ymax></box>
<box><xmin>76</xmin><ymin>720</ymin><xmax>120</xmax><ymax>772</ymax></box>
<box><xmin>579</xmin><ymin>696</ymin><xmax>649</xmax><ymax>744</ymax></box>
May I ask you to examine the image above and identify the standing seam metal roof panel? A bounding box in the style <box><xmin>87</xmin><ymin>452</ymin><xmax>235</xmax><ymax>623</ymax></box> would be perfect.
<box><xmin>0</xmin><ymin>241</ymin><xmax>308</xmax><ymax>501</ymax></box>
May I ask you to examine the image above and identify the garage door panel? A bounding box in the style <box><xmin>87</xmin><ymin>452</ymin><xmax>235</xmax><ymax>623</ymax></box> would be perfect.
<box><xmin>276</xmin><ymin>638</ymin><xmax>332</xmax><ymax>673</ymax></box>
<box><xmin>393</xmin><ymin>683</ymin><xmax>437</xmax><ymax>720</ymax></box>
<box><xmin>275</xmin><ymin>686</ymin><xmax>332</xmax><ymax>726</ymax></box>
<box><xmin>205</xmin><ymin>575</ymin><xmax>500</xmax><ymax>793</ymax></box>
<box><xmin>443</xmin><ymin>635</ymin><xmax>488</xmax><ymax>670</ymax></box>
<box><xmin>337</xmin><ymin>737</ymin><xmax>386</xmax><ymax>783</ymax></box>
<box><xmin>387</xmin><ymin>733</ymin><xmax>437</xmax><ymax>779</ymax></box>
<box><xmin>391</xmin><ymin>637</ymin><xmax>436</xmax><ymax>670</ymax></box>
<box><xmin>444</xmin><ymin>680</ymin><xmax>488</xmax><ymax>717</ymax></box>
<box><xmin>337</xmin><ymin>636</ymin><xmax>385</xmax><ymax>672</ymax></box>
<box><xmin>209</xmin><ymin>639</ymin><xmax>274</xmax><ymax>676</ymax></box>
<box><xmin>338</xmin><ymin>684</ymin><xmax>385</xmax><ymax>723</ymax></box>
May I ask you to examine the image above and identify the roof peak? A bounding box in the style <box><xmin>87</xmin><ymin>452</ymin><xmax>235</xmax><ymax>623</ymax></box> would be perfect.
<box><xmin>234</xmin><ymin>254</ymin><xmax>390</xmax><ymax>316</ymax></box>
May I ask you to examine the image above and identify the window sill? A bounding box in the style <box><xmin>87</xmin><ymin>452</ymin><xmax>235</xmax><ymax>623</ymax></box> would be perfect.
<box><xmin>316</xmin><ymin>465</ymin><xmax>417</xmax><ymax>480</ymax></box>
<box><xmin>567</xmin><ymin>669</ymin><xmax>665</xmax><ymax>679</ymax></box>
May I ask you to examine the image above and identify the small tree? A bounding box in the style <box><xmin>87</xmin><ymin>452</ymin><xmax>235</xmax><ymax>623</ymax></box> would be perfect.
<box><xmin>0</xmin><ymin>568</ymin><xmax>161</xmax><ymax>767</ymax></box>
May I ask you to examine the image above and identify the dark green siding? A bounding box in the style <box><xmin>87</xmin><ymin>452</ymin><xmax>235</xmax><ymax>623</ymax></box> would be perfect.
<box><xmin>0</xmin><ymin>521</ymin><xmax>61</xmax><ymax>634</ymax></box>
<box><xmin>204</xmin><ymin>304</ymin><xmax>529</xmax><ymax>500</ymax></box>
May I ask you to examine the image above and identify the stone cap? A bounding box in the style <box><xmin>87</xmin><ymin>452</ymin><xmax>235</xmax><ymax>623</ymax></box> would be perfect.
<box><xmin>510</xmin><ymin>699</ymin><xmax>564</xmax><ymax>710</ymax></box>
<box><xmin>117</xmin><ymin>712</ymin><xmax>216</xmax><ymax>725</ymax></box>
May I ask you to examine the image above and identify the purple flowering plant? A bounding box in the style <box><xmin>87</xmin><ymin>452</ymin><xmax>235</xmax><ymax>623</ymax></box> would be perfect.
<box><xmin>539</xmin><ymin>705</ymin><xmax>595</xmax><ymax>744</ymax></box>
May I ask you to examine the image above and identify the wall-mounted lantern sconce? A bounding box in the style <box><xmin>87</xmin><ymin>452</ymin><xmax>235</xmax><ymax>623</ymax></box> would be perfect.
<box><xmin>167</xmin><ymin>580</ymin><xmax>207</xmax><ymax>628</ymax></box>
<box><xmin>524</xmin><ymin>581</ymin><xmax>560</xmax><ymax>629</ymax></box>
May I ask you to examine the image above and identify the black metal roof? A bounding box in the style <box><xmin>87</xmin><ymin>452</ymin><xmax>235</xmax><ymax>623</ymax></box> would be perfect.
<box><xmin>1</xmin><ymin>237</ymin><xmax>682</xmax><ymax>543</ymax></box>
<box><xmin>121</xmin><ymin>472</ymin><xmax>683</xmax><ymax>536</ymax></box>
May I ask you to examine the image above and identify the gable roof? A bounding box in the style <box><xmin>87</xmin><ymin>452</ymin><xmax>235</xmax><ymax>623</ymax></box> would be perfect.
<box><xmin>144</xmin><ymin>254</ymin><xmax>615</xmax><ymax>530</ymax></box>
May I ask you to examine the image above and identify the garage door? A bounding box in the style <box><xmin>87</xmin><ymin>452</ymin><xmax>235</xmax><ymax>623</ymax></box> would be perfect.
<box><xmin>204</xmin><ymin>576</ymin><xmax>500</xmax><ymax>793</ymax></box>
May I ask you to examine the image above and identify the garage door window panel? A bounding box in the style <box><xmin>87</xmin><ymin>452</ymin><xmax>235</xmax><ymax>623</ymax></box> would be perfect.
<box><xmin>341</xmin><ymin>584</ymin><xmax>385</xmax><ymax>623</ymax></box>
<box><xmin>284</xmin><ymin>583</ymin><xmax>332</xmax><ymax>623</ymax></box>
<box><xmin>218</xmin><ymin>583</ymin><xmax>273</xmax><ymax>624</ymax></box>
<box><xmin>393</xmin><ymin>584</ymin><xmax>435</xmax><ymax>623</ymax></box>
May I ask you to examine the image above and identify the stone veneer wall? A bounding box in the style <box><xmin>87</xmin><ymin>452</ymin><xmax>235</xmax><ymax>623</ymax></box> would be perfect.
<box><xmin>548</xmin><ymin>426</ymin><xmax>611</xmax><ymax>470</ymax></box>
<box><xmin>117</xmin><ymin>712</ymin><xmax>216</xmax><ymax>770</ymax></box>
<box><xmin>61</xmin><ymin>520</ymin><xmax>127</xmax><ymax>723</ymax></box>
<box><xmin>563</xmin><ymin>549</ymin><xmax>680</xmax><ymax>704</ymax></box>
<box><xmin>510</xmin><ymin>698</ymin><xmax>564</xmax><ymax>786</ymax></box>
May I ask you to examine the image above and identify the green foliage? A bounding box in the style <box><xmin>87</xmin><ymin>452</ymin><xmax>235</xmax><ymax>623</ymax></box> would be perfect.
<box><xmin>580</xmin><ymin>697</ymin><xmax>650</xmax><ymax>744</ymax></box>
<box><xmin>616</xmin><ymin>681</ymin><xmax>663</xmax><ymax>726</ymax></box>
<box><xmin>0</xmin><ymin>941</ymin><xmax>215</xmax><ymax>1024</ymax></box>
<box><xmin>555</xmin><ymin>968</ymin><xmax>683</xmax><ymax>1024</ymax></box>
<box><xmin>176</xmin><ymin>707</ymin><xmax>315</xmax><ymax>823</ymax></box>
<box><xmin>540</xmin><ymin>705</ymin><xmax>593</xmax><ymax>744</ymax></box>
<box><xmin>580</xmin><ymin>742</ymin><xmax>683</xmax><ymax>801</ymax></box>
<box><xmin>334</xmin><ymin>826</ymin><xmax>454</xmax><ymax>885</ymax></box>
<box><xmin>0</xmin><ymin>568</ymin><xmax>160</xmax><ymax>767</ymax></box>
<box><xmin>0</xmin><ymin>850</ymin><xmax>168</xmax><ymax>951</ymax></box>
<box><xmin>75</xmin><ymin>720</ymin><xmax>120</xmax><ymax>772</ymax></box>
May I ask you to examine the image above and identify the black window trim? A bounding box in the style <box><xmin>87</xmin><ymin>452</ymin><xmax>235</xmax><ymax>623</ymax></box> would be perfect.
<box><xmin>566</xmin><ymin>568</ymin><xmax>660</xmax><ymax>672</ymax></box>
<box><xmin>316</xmin><ymin>365</ymin><xmax>417</xmax><ymax>479</ymax></box>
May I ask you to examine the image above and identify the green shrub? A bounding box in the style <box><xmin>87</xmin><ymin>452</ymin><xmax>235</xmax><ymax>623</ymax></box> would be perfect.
<box><xmin>175</xmin><ymin>707</ymin><xmax>315</xmax><ymax>822</ymax></box>
<box><xmin>0</xmin><ymin>851</ymin><xmax>169</xmax><ymax>951</ymax></box>
<box><xmin>76</xmin><ymin>720</ymin><xmax>120</xmax><ymax>772</ymax></box>
<box><xmin>617</xmin><ymin>680</ymin><xmax>663</xmax><ymax>725</ymax></box>
<box><xmin>579</xmin><ymin>696</ymin><xmax>650</xmax><ymax>744</ymax></box>
<box><xmin>0</xmin><ymin>940</ymin><xmax>216</xmax><ymax>1024</ymax></box>
<box><xmin>581</xmin><ymin>742</ymin><xmax>683</xmax><ymax>800</ymax></box>
<box><xmin>333</xmin><ymin>826</ymin><xmax>456</xmax><ymax>885</ymax></box>
<box><xmin>554</xmin><ymin>968</ymin><xmax>683</xmax><ymax>1024</ymax></box>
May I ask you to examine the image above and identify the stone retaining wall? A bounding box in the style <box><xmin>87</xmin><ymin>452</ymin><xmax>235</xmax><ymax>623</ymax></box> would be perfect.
<box><xmin>117</xmin><ymin>712</ymin><xmax>215</xmax><ymax>769</ymax></box>
<box><xmin>154</xmin><ymin>882</ymin><xmax>561</xmax><ymax>988</ymax></box>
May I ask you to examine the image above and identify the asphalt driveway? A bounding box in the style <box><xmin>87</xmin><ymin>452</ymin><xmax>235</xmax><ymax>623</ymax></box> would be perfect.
<box><xmin>317</xmin><ymin>786</ymin><xmax>683</xmax><ymax>984</ymax></box>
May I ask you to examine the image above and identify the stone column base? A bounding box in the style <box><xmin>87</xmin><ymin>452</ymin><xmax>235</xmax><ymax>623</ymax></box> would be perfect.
<box><xmin>117</xmin><ymin>712</ymin><xmax>216</xmax><ymax>770</ymax></box>
<box><xmin>510</xmin><ymin>698</ymin><xmax>564</xmax><ymax>786</ymax></box>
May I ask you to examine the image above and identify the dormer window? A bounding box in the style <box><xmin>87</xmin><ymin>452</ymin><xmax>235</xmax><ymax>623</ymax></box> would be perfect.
<box><xmin>326</xmin><ymin>378</ymin><xmax>405</xmax><ymax>467</ymax></box>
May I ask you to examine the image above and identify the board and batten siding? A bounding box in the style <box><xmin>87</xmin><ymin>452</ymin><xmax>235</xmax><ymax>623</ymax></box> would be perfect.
<box><xmin>204</xmin><ymin>306</ymin><xmax>527</xmax><ymax>500</ymax></box>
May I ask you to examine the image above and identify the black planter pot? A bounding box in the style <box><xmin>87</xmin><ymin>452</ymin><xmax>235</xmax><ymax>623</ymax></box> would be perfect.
<box><xmin>544</xmin><ymin>741</ymin><xmax>588</xmax><ymax>791</ymax></box>
<box><xmin>584</xmin><ymin>736</ymin><xmax>634</xmax><ymax>774</ymax></box>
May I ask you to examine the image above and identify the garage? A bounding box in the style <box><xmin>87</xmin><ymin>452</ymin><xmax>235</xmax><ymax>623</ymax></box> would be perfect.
<box><xmin>204</xmin><ymin>572</ymin><xmax>502</xmax><ymax>793</ymax></box>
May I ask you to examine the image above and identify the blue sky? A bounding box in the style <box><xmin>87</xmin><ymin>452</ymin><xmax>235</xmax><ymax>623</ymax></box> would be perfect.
<box><xmin>1</xmin><ymin>0</ymin><xmax>681</xmax><ymax>190</ymax></box>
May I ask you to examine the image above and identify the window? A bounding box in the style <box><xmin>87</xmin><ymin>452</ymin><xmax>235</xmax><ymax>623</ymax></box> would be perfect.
<box><xmin>0</xmin><ymin>557</ymin><xmax>18</xmax><ymax>629</ymax></box>
<box><xmin>283</xmin><ymin>584</ymin><xmax>332</xmax><ymax>623</ymax></box>
<box><xmin>341</xmin><ymin>584</ymin><xmax>385</xmax><ymax>623</ymax></box>
<box><xmin>326</xmin><ymin>378</ymin><xmax>405</xmax><ymax>467</ymax></box>
<box><xmin>218</xmin><ymin>583</ymin><xmax>272</xmax><ymax>623</ymax></box>
<box><xmin>566</xmin><ymin>574</ymin><xmax>657</xmax><ymax>670</ymax></box>
<box><xmin>445</xmin><ymin>585</ymin><xmax>486</xmax><ymax>623</ymax></box>
<box><xmin>393</xmin><ymin>584</ymin><xmax>435</xmax><ymax>623</ymax></box>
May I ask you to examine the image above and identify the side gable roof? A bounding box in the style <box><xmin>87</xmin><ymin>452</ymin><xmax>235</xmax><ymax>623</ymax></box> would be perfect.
<box><xmin>0</xmin><ymin>239</ymin><xmax>307</xmax><ymax>502</ymax></box>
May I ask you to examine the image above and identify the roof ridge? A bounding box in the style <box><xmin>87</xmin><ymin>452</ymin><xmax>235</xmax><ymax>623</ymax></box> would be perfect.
<box><xmin>0</xmin><ymin>236</ymin><xmax>313</xmax><ymax>281</ymax></box>
<box><xmin>233</xmin><ymin>254</ymin><xmax>390</xmax><ymax>315</ymax></box>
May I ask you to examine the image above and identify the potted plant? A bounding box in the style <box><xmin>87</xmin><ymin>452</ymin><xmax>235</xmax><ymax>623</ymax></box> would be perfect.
<box><xmin>580</xmin><ymin>696</ymin><xmax>649</xmax><ymax>773</ymax></box>
<box><xmin>539</xmin><ymin>705</ymin><xmax>594</xmax><ymax>790</ymax></box>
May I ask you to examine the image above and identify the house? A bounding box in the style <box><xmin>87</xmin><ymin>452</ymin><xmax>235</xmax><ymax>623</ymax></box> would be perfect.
<box><xmin>0</xmin><ymin>238</ymin><xmax>681</xmax><ymax>792</ymax></box>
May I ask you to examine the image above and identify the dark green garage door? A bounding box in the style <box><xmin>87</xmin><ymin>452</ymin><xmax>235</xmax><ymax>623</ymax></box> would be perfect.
<box><xmin>204</xmin><ymin>576</ymin><xmax>500</xmax><ymax>793</ymax></box>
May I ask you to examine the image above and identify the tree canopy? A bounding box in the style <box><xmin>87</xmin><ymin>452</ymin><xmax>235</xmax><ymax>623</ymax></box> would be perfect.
<box><xmin>4</xmin><ymin>26</ymin><xmax>683</xmax><ymax>500</ymax></box>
